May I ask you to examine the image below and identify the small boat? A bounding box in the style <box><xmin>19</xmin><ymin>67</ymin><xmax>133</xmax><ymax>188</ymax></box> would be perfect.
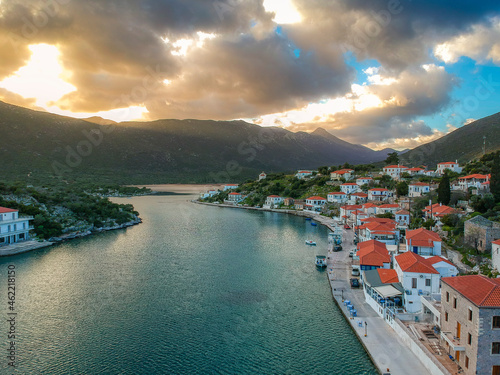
<box><xmin>305</xmin><ymin>240</ymin><xmax>317</xmax><ymax>246</ymax></box>
<box><xmin>311</xmin><ymin>222</ymin><xmax>317</xmax><ymax>226</ymax></box>
<box><xmin>315</xmin><ymin>255</ymin><xmax>327</xmax><ymax>267</ymax></box>
<box><xmin>305</xmin><ymin>217</ymin><xmax>312</xmax><ymax>221</ymax></box>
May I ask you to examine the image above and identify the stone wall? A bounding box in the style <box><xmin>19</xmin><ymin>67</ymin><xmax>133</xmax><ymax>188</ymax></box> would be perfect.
<box><xmin>464</xmin><ymin>216</ymin><xmax>500</xmax><ymax>253</ymax></box>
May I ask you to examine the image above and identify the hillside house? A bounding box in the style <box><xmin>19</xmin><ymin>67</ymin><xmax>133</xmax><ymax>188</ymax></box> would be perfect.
<box><xmin>330</xmin><ymin>169</ymin><xmax>355</xmax><ymax>181</ymax></box>
<box><xmin>406</xmin><ymin>167</ymin><xmax>425</xmax><ymax>176</ymax></box>
<box><xmin>327</xmin><ymin>192</ymin><xmax>348</xmax><ymax>204</ymax></box>
<box><xmin>0</xmin><ymin>207</ymin><xmax>33</xmax><ymax>246</ymax></box>
<box><xmin>357</xmin><ymin>218</ymin><xmax>399</xmax><ymax>245</ymax></box>
<box><xmin>406</xmin><ymin>227</ymin><xmax>442</xmax><ymax>256</ymax></box>
<box><xmin>368</xmin><ymin>188</ymin><xmax>389</xmax><ymax>201</ymax></box>
<box><xmin>395</xmin><ymin>210</ymin><xmax>410</xmax><ymax>228</ymax></box>
<box><xmin>464</xmin><ymin>215</ymin><xmax>500</xmax><ymax>253</ymax></box>
<box><xmin>223</xmin><ymin>184</ymin><xmax>239</xmax><ymax>191</ymax></box>
<box><xmin>258</xmin><ymin>172</ymin><xmax>267</xmax><ymax>181</ymax></box>
<box><xmin>227</xmin><ymin>192</ymin><xmax>243</xmax><ymax>202</ymax></box>
<box><xmin>351</xmin><ymin>192</ymin><xmax>368</xmax><ymax>204</ymax></box>
<box><xmin>492</xmin><ymin>239</ymin><xmax>500</xmax><ymax>272</ymax></box>
<box><xmin>340</xmin><ymin>183</ymin><xmax>359</xmax><ymax>195</ymax></box>
<box><xmin>376</xmin><ymin>204</ymin><xmax>400</xmax><ymax>216</ymax></box>
<box><xmin>458</xmin><ymin>174</ymin><xmax>489</xmax><ymax>191</ymax></box>
<box><xmin>305</xmin><ymin>196</ymin><xmax>326</xmax><ymax>212</ymax></box>
<box><xmin>383</xmin><ymin>165</ymin><xmax>409</xmax><ymax>180</ymax></box>
<box><xmin>265</xmin><ymin>195</ymin><xmax>283</xmax><ymax>208</ymax></box>
<box><xmin>436</xmin><ymin>161</ymin><xmax>462</xmax><ymax>175</ymax></box>
<box><xmin>408</xmin><ymin>182</ymin><xmax>430</xmax><ymax>197</ymax></box>
<box><xmin>295</xmin><ymin>170</ymin><xmax>314</xmax><ymax>179</ymax></box>
<box><xmin>356</xmin><ymin>177</ymin><xmax>373</xmax><ymax>186</ymax></box>
<box><xmin>356</xmin><ymin>240</ymin><xmax>391</xmax><ymax>272</ymax></box>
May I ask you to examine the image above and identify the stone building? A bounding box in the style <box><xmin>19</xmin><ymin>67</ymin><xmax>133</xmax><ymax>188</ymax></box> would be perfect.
<box><xmin>464</xmin><ymin>215</ymin><xmax>500</xmax><ymax>253</ymax></box>
<box><xmin>441</xmin><ymin>275</ymin><xmax>500</xmax><ymax>375</ymax></box>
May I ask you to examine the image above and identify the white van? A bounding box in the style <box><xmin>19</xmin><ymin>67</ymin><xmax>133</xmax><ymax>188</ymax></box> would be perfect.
<box><xmin>351</xmin><ymin>265</ymin><xmax>360</xmax><ymax>276</ymax></box>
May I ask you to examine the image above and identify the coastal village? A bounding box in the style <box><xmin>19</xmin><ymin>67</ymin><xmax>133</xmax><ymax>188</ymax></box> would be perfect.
<box><xmin>199</xmin><ymin>152</ymin><xmax>500</xmax><ymax>375</ymax></box>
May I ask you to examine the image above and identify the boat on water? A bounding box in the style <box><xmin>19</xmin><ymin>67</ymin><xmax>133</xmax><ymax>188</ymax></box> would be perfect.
<box><xmin>305</xmin><ymin>217</ymin><xmax>312</xmax><ymax>221</ymax></box>
<box><xmin>315</xmin><ymin>255</ymin><xmax>327</xmax><ymax>268</ymax></box>
<box><xmin>305</xmin><ymin>240</ymin><xmax>317</xmax><ymax>246</ymax></box>
<box><xmin>311</xmin><ymin>222</ymin><xmax>317</xmax><ymax>226</ymax></box>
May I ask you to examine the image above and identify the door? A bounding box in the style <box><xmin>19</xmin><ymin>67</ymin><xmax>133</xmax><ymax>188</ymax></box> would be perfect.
<box><xmin>413</xmin><ymin>246</ymin><xmax>418</xmax><ymax>254</ymax></box>
<box><xmin>455</xmin><ymin>351</ymin><xmax>460</xmax><ymax>362</ymax></box>
<box><xmin>456</xmin><ymin>322</ymin><xmax>461</xmax><ymax>339</ymax></box>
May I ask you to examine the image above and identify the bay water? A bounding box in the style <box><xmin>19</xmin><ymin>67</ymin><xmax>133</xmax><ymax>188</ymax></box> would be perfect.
<box><xmin>0</xmin><ymin>194</ymin><xmax>377</xmax><ymax>374</ymax></box>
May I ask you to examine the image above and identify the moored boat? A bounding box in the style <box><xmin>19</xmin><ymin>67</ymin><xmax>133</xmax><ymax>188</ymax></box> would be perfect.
<box><xmin>315</xmin><ymin>255</ymin><xmax>327</xmax><ymax>267</ymax></box>
<box><xmin>305</xmin><ymin>240</ymin><xmax>317</xmax><ymax>246</ymax></box>
<box><xmin>311</xmin><ymin>222</ymin><xmax>317</xmax><ymax>226</ymax></box>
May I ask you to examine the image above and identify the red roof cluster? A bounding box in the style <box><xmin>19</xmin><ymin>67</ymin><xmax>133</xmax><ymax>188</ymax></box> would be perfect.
<box><xmin>377</xmin><ymin>268</ymin><xmax>399</xmax><ymax>284</ymax></box>
<box><xmin>395</xmin><ymin>252</ymin><xmax>439</xmax><ymax>274</ymax></box>
<box><xmin>407</xmin><ymin>167</ymin><xmax>424</xmax><ymax>172</ymax></box>
<box><xmin>422</xmin><ymin>203</ymin><xmax>457</xmax><ymax>217</ymax></box>
<box><xmin>459</xmin><ymin>174</ymin><xmax>489</xmax><ymax>180</ymax></box>
<box><xmin>0</xmin><ymin>207</ymin><xmax>17</xmax><ymax>213</ymax></box>
<box><xmin>378</xmin><ymin>204</ymin><xmax>399</xmax><ymax>209</ymax></box>
<box><xmin>342</xmin><ymin>183</ymin><xmax>358</xmax><ymax>186</ymax></box>
<box><xmin>357</xmin><ymin>240</ymin><xmax>391</xmax><ymax>267</ymax></box>
<box><xmin>406</xmin><ymin>228</ymin><xmax>441</xmax><ymax>247</ymax></box>
<box><xmin>332</xmin><ymin>169</ymin><xmax>354</xmax><ymax>174</ymax></box>
<box><xmin>395</xmin><ymin>209</ymin><xmax>410</xmax><ymax>215</ymax></box>
<box><xmin>442</xmin><ymin>275</ymin><xmax>500</xmax><ymax>307</ymax></box>
<box><xmin>369</xmin><ymin>188</ymin><xmax>389</xmax><ymax>192</ymax></box>
<box><xmin>409</xmin><ymin>182</ymin><xmax>429</xmax><ymax>186</ymax></box>
<box><xmin>352</xmin><ymin>192</ymin><xmax>368</xmax><ymax>197</ymax></box>
<box><xmin>306</xmin><ymin>196</ymin><xmax>326</xmax><ymax>200</ymax></box>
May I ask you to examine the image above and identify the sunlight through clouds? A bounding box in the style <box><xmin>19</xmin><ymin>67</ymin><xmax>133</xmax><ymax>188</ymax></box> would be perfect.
<box><xmin>0</xmin><ymin>44</ymin><xmax>76</xmax><ymax>107</ymax></box>
<box><xmin>263</xmin><ymin>0</ymin><xmax>302</xmax><ymax>24</ymax></box>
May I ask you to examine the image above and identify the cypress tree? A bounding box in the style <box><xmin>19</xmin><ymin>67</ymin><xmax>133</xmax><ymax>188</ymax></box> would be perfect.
<box><xmin>491</xmin><ymin>152</ymin><xmax>500</xmax><ymax>203</ymax></box>
<box><xmin>438</xmin><ymin>171</ymin><xmax>451</xmax><ymax>205</ymax></box>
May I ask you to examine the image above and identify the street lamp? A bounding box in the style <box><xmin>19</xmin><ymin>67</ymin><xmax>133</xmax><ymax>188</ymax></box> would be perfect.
<box><xmin>364</xmin><ymin>321</ymin><xmax>368</xmax><ymax>337</ymax></box>
<box><xmin>341</xmin><ymin>289</ymin><xmax>344</xmax><ymax>302</ymax></box>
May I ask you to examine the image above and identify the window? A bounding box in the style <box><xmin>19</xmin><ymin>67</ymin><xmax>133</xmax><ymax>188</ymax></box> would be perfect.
<box><xmin>454</xmin><ymin>297</ymin><xmax>457</xmax><ymax>309</ymax></box>
<box><xmin>412</xmin><ymin>278</ymin><xmax>417</xmax><ymax>289</ymax></box>
<box><xmin>425</xmin><ymin>279</ymin><xmax>431</xmax><ymax>287</ymax></box>
<box><xmin>469</xmin><ymin>308</ymin><xmax>473</xmax><ymax>321</ymax></box>
<box><xmin>468</xmin><ymin>333</ymin><xmax>472</xmax><ymax>345</ymax></box>
<box><xmin>446</xmin><ymin>291</ymin><xmax>449</xmax><ymax>302</ymax></box>
<box><xmin>493</xmin><ymin>316</ymin><xmax>500</xmax><ymax>329</ymax></box>
<box><xmin>445</xmin><ymin>312</ymin><xmax>448</xmax><ymax>322</ymax></box>
<box><xmin>492</xmin><ymin>342</ymin><xmax>500</xmax><ymax>355</ymax></box>
<box><xmin>465</xmin><ymin>356</ymin><xmax>469</xmax><ymax>369</ymax></box>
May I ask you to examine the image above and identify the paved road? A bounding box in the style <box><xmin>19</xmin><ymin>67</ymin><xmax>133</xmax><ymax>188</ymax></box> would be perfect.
<box><xmin>327</xmin><ymin>226</ymin><xmax>430</xmax><ymax>375</ymax></box>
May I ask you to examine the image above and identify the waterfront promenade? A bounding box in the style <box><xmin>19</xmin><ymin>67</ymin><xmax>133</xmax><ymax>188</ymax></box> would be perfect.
<box><xmin>328</xmin><ymin>227</ymin><xmax>429</xmax><ymax>375</ymax></box>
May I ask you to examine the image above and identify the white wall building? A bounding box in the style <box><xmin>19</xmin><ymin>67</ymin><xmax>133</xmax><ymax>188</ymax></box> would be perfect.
<box><xmin>296</xmin><ymin>170</ymin><xmax>314</xmax><ymax>179</ymax></box>
<box><xmin>0</xmin><ymin>207</ymin><xmax>33</xmax><ymax>246</ymax></box>
<box><xmin>330</xmin><ymin>169</ymin><xmax>354</xmax><ymax>181</ymax></box>
<box><xmin>408</xmin><ymin>182</ymin><xmax>430</xmax><ymax>197</ymax></box>
<box><xmin>492</xmin><ymin>239</ymin><xmax>500</xmax><ymax>272</ymax></box>
<box><xmin>395</xmin><ymin>210</ymin><xmax>410</xmax><ymax>228</ymax></box>
<box><xmin>223</xmin><ymin>184</ymin><xmax>239</xmax><ymax>191</ymax></box>
<box><xmin>305</xmin><ymin>196</ymin><xmax>326</xmax><ymax>211</ymax></box>
<box><xmin>376</xmin><ymin>204</ymin><xmax>400</xmax><ymax>216</ymax></box>
<box><xmin>258</xmin><ymin>172</ymin><xmax>267</xmax><ymax>181</ymax></box>
<box><xmin>368</xmin><ymin>188</ymin><xmax>389</xmax><ymax>201</ymax></box>
<box><xmin>406</xmin><ymin>228</ymin><xmax>442</xmax><ymax>256</ymax></box>
<box><xmin>227</xmin><ymin>192</ymin><xmax>243</xmax><ymax>202</ymax></box>
<box><xmin>327</xmin><ymin>192</ymin><xmax>348</xmax><ymax>204</ymax></box>
<box><xmin>436</xmin><ymin>161</ymin><xmax>462</xmax><ymax>175</ymax></box>
<box><xmin>340</xmin><ymin>183</ymin><xmax>359</xmax><ymax>195</ymax></box>
<box><xmin>394</xmin><ymin>251</ymin><xmax>441</xmax><ymax>313</ymax></box>
<box><xmin>265</xmin><ymin>195</ymin><xmax>283</xmax><ymax>207</ymax></box>
<box><xmin>356</xmin><ymin>177</ymin><xmax>373</xmax><ymax>186</ymax></box>
<box><xmin>383</xmin><ymin>165</ymin><xmax>408</xmax><ymax>180</ymax></box>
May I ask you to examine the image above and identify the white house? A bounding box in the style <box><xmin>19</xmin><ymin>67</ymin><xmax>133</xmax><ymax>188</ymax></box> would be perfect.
<box><xmin>340</xmin><ymin>183</ymin><xmax>359</xmax><ymax>195</ymax></box>
<box><xmin>351</xmin><ymin>192</ymin><xmax>368</xmax><ymax>203</ymax></box>
<box><xmin>0</xmin><ymin>207</ymin><xmax>33</xmax><ymax>246</ymax></box>
<box><xmin>200</xmin><ymin>189</ymin><xmax>218</xmax><ymax>199</ymax></box>
<box><xmin>362</xmin><ymin>203</ymin><xmax>379</xmax><ymax>216</ymax></box>
<box><xmin>327</xmin><ymin>192</ymin><xmax>348</xmax><ymax>204</ymax></box>
<box><xmin>368</xmin><ymin>188</ymin><xmax>389</xmax><ymax>201</ymax></box>
<box><xmin>395</xmin><ymin>210</ymin><xmax>410</xmax><ymax>228</ymax></box>
<box><xmin>436</xmin><ymin>161</ymin><xmax>462</xmax><ymax>175</ymax></box>
<box><xmin>357</xmin><ymin>218</ymin><xmax>399</xmax><ymax>245</ymax></box>
<box><xmin>330</xmin><ymin>169</ymin><xmax>355</xmax><ymax>181</ymax></box>
<box><xmin>405</xmin><ymin>228</ymin><xmax>442</xmax><ymax>256</ymax></box>
<box><xmin>394</xmin><ymin>251</ymin><xmax>441</xmax><ymax>313</ymax></box>
<box><xmin>406</xmin><ymin>167</ymin><xmax>425</xmax><ymax>176</ymax></box>
<box><xmin>258</xmin><ymin>172</ymin><xmax>267</xmax><ymax>181</ymax></box>
<box><xmin>227</xmin><ymin>192</ymin><xmax>243</xmax><ymax>202</ymax></box>
<box><xmin>376</xmin><ymin>204</ymin><xmax>400</xmax><ymax>216</ymax></box>
<box><xmin>492</xmin><ymin>239</ymin><xmax>500</xmax><ymax>272</ymax></box>
<box><xmin>457</xmin><ymin>174</ymin><xmax>489</xmax><ymax>191</ymax></box>
<box><xmin>424</xmin><ymin>256</ymin><xmax>458</xmax><ymax>278</ymax></box>
<box><xmin>340</xmin><ymin>204</ymin><xmax>362</xmax><ymax>222</ymax></box>
<box><xmin>383</xmin><ymin>165</ymin><xmax>408</xmax><ymax>180</ymax></box>
<box><xmin>408</xmin><ymin>182</ymin><xmax>430</xmax><ymax>197</ymax></box>
<box><xmin>305</xmin><ymin>196</ymin><xmax>326</xmax><ymax>211</ymax></box>
<box><xmin>265</xmin><ymin>195</ymin><xmax>283</xmax><ymax>208</ymax></box>
<box><xmin>223</xmin><ymin>184</ymin><xmax>239</xmax><ymax>191</ymax></box>
<box><xmin>356</xmin><ymin>177</ymin><xmax>373</xmax><ymax>186</ymax></box>
<box><xmin>296</xmin><ymin>170</ymin><xmax>314</xmax><ymax>179</ymax></box>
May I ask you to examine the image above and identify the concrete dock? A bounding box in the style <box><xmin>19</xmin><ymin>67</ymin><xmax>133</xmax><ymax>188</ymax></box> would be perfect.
<box><xmin>0</xmin><ymin>240</ymin><xmax>54</xmax><ymax>257</ymax></box>
<box><xmin>328</xmin><ymin>226</ymin><xmax>429</xmax><ymax>375</ymax></box>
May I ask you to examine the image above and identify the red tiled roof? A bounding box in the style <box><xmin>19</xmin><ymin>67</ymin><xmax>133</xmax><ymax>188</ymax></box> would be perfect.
<box><xmin>410</xmin><ymin>182</ymin><xmax>429</xmax><ymax>186</ymax></box>
<box><xmin>378</xmin><ymin>204</ymin><xmax>399</xmax><ymax>208</ymax></box>
<box><xmin>267</xmin><ymin>195</ymin><xmax>281</xmax><ymax>198</ymax></box>
<box><xmin>306</xmin><ymin>196</ymin><xmax>326</xmax><ymax>200</ymax></box>
<box><xmin>0</xmin><ymin>207</ymin><xmax>17</xmax><ymax>213</ymax></box>
<box><xmin>328</xmin><ymin>192</ymin><xmax>346</xmax><ymax>195</ymax></box>
<box><xmin>396</xmin><ymin>252</ymin><xmax>439</xmax><ymax>274</ymax></box>
<box><xmin>363</xmin><ymin>203</ymin><xmax>378</xmax><ymax>208</ymax></box>
<box><xmin>422</xmin><ymin>204</ymin><xmax>456</xmax><ymax>216</ymax></box>
<box><xmin>352</xmin><ymin>192</ymin><xmax>368</xmax><ymax>197</ymax></box>
<box><xmin>384</xmin><ymin>165</ymin><xmax>408</xmax><ymax>169</ymax></box>
<box><xmin>406</xmin><ymin>228</ymin><xmax>441</xmax><ymax>246</ymax></box>
<box><xmin>396</xmin><ymin>210</ymin><xmax>410</xmax><ymax>215</ymax></box>
<box><xmin>459</xmin><ymin>174</ymin><xmax>489</xmax><ymax>180</ymax></box>
<box><xmin>341</xmin><ymin>204</ymin><xmax>363</xmax><ymax>210</ymax></box>
<box><xmin>298</xmin><ymin>171</ymin><xmax>312</xmax><ymax>173</ymax></box>
<box><xmin>229</xmin><ymin>192</ymin><xmax>241</xmax><ymax>195</ymax></box>
<box><xmin>377</xmin><ymin>269</ymin><xmax>399</xmax><ymax>284</ymax></box>
<box><xmin>342</xmin><ymin>183</ymin><xmax>358</xmax><ymax>186</ymax></box>
<box><xmin>438</xmin><ymin>162</ymin><xmax>458</xmax><ymax>165</ymax></box>
<box><xmin>442</xmin><ymin>275</ymin><xmax>500</xmax><ymax>307</ymax></box>
<box><xmin>493</xmin><ymin>239</ymin><xmax>500</xmax><ymax>246</ymax></box>
<box><xmin>407</xmin><ymin>167</ymin><xmax>424</xmax><ymax>171</ymax></box>
<box><xmin>369</xmin><ymin>188</ymin><xmax>389</xmax><ymax>192</ymax></box>
<box><xmin>357</xmin><ymin>240</ymin><xmax>390</xmax><ymax>267</ymax></box>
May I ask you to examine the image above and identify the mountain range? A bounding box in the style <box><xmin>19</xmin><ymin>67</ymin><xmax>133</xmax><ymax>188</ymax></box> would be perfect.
<box><xmin>0</xmin><ymin>100</ymin><xmax>499</xmax><ymax>184</ymax></box>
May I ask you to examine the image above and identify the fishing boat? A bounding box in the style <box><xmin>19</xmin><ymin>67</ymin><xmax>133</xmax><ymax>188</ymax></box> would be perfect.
<box><xmin>305</xmin><ymin>240</ymin><xmax>317</xmax><ymax>246</ymax></box>
<box><xmin>311</xmin><ymin>222</ymin><xmax>317</xmax><ymax>226</ymax></box>
<box><xmin>315</xmin><ymin>255</ymin><xmax>327</xmax><ymax>268</ymax></box>
<box><xmin>305</xmin><ymin>217</ymin><xmax>312</xmax><ymax>221</ymax></box>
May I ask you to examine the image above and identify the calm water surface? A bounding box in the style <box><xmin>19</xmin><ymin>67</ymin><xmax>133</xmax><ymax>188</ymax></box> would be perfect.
<box><xmin>1</xmin><ymin>195</ymin><xmax>377</xmax><ymax>374</ymax></box>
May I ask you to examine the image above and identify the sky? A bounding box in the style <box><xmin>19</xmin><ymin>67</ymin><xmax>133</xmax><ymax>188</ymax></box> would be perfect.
<box><xmin>0</xmin><ymin>0</ymin><xmax>499</xmax><ymax>150</ymax></box>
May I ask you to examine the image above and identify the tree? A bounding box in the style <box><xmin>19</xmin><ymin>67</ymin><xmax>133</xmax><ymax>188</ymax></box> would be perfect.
<box><xmin>437</xmin><ymin>172</ymin><xmax>451</xmax><ymax>205</ymax></box>
<box><xmin>396</xmin><ymin>181</ymin><xmax>409</xmax><ymax>197</ymax></box>
<box><xmin>491</xmin><ymin>152</ymin><xmax>500</xmax><ymax>203</ymax></box>
<box><xmin>385</xmin><ymin>152</ymin><xmax>399</xmax><ymax>165</ymax></box>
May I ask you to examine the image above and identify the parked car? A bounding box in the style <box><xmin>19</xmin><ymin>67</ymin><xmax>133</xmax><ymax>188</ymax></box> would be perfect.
<box><xmin>344</xmin><ymin>224</ymin><xmax>350</xmax><ymax>229</ymax></box>
<box><xmin>349</xmin><ymin>250</ymin><xmax>356</xmax><ymax>257</ymax></box>
<box><xmin>350</xmin><ymin>278</ymin><xmax>360</xmax><ymax>288</ymax></box>
<box><xmin>333</xmin><ymin>244</ymin><xmax>342</xmax><ymax>252</ymax></box>
<box><xmin>351</xmin><ymin>266</ymin><xmax>360</xmax><ymax>276</ymax></box>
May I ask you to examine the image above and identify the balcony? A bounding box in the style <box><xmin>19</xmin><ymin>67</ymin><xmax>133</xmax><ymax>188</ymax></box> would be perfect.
<box><xmin>440</xmin><ymin>331</ymin><xmax>465</xmax><ymax>351</ymax></box>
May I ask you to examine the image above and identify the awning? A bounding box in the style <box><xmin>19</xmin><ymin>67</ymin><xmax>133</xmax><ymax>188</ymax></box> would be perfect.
<box><xmin>373</xmin><ymin>285</ymin><xmax>403</xmax><ymax>298</ymax></box>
